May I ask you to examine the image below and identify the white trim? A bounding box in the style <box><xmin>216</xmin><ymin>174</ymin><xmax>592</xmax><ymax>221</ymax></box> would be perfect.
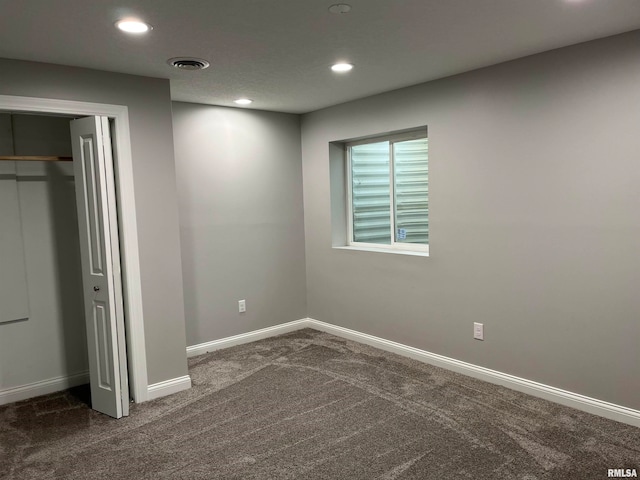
<box><xmin>147</xmin><ymin>375</ymin><xmax>192</xmax><ymax>401</ymax></box>
<box><xmin>346</xmin><ymin>144</ymin><xmax>354</xmax><ymax>245</ymax></box>
<box><xmin>106</xmin><ymin>111</ymin><xmax>148</xmax><ymax>403</ymax></box>
<box><xmin>388</xmin><ymin>140</ymin><xmax>396</xmax><ymax>246</ymax></box>
<box><xmin>0</xmin><ymin>95</ymin><xmax>148</xmax><ymax>403</ymax></box>
<box><xmin>334</xmin><ymin>245</ymin><xmax>430</xmax><ymax>257</ymax></box>
<box><xmin>0</xmin><ymin>372</ymin><xmax>89</xmax><ymax>406</ymax></box>
<box><xmin>186</xmin><ymin>319</ymin><xmax>311</xmax><ymax>357</ymax></box>
<box><xmin>306</xmin><ymin>319</ymin><xmax>640</xmax><ymax>428</ymax></box>
<box><xmin>186</xmin><ymin>318</ymin><xmax>640</xmax><ymax>427</ymax></box>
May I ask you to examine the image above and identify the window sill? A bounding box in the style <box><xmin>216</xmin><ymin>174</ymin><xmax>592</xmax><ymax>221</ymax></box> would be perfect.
<box><xmin>333</xmin><ymin>245</ymin><xmax>429</xmax><ymax>257</ymax></box>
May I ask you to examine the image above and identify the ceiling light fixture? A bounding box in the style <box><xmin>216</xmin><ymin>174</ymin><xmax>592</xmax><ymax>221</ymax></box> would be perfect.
<box><xmin>331</xmin><ymin>63</ymin><xmax>353</xmax><ymax>73</ymax></box>
<box><xmin>115</xmin><ymin>19</ymin><xmax>152</xmax><ymax>34</ymax></box>
<box><xmin>234</xmin><ymin>98</ymin><xmax>253</xmax><ymax>105</ymax></box>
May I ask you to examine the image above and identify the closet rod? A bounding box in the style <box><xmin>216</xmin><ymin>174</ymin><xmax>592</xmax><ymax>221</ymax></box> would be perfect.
<box><xmin>0</xmin><ymin>156</ymin><xmax>73</xmax><ymax>162</ymax></box>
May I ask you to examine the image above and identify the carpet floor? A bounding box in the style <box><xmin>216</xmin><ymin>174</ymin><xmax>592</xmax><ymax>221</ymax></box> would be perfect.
<box><xmin>1</xmin><ymin>328</ymin><xmax>639</xmax><ymax>479</ymax></box>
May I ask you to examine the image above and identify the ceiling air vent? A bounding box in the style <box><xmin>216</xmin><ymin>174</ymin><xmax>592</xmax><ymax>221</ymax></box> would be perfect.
<box><xmin>167</xmin><ymin>57</ymin><xmax>210</xmax><ymax>70</ymax></box>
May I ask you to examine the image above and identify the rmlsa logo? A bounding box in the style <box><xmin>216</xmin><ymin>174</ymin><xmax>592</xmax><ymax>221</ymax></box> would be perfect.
<box><xmin>608</xmin><ymin>469</ymin><xmax>638</xmax><ymax>478</ymax></box>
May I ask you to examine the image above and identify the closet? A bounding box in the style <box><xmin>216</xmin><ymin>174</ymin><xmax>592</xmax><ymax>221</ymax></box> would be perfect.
<box><xmin>0</xmin><ymin>113</ymin><xmax>89</xmax><ymax>401</ymax></box>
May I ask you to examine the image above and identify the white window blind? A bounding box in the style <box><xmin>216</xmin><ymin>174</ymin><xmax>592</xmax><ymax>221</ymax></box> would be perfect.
<box><xmin>350</xmin><ymin>141</ymin><xmax>391</xmax><ymax>244</ymax></box>
<box><xmin>349</xmin><ymin>134</ymin><xmax>428</xmax><ymax>249</ymax></box>
<box><xmin>394</xmin><ymin>138</ymin><xmax>429</xmax><ymax>245</ymax></box>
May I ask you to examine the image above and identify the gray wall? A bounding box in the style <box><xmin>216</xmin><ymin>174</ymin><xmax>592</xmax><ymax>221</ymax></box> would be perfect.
<box><xmin>301</xmin><ymin>31</ymin><xmax>640</xmax><ymax>410</ymax></box>
<box><xmin>0</xmin><ymin>58</ymin><xmax>189</xmax><ymax>385</ymax></box>
<box><xmin>172</xmin><ymin>102</ymin><xmax>307</xmax><ymax>345</ymax></box>
<box><xmin>0</xmin><ymin>114</ymin><xmax>89</xmax><ymax>389</ymax></box>
<box><xmin>0</xmin><ymin>115</ymin><xmax>29</xmax><ymax>326</ymax></box>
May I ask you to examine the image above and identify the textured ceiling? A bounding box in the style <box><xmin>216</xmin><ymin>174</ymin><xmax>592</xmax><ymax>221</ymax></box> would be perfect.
<box><xmin>0</xmin><ymin>0</ymin><xmax>639</xmax><ymax>113</ymax></box>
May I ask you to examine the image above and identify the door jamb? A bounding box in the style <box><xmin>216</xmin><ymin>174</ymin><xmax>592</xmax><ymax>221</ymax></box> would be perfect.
<box><xmin>0</xmin><ymin>94</ymin><xmax>149</xmax><ymax>402</ymax></box>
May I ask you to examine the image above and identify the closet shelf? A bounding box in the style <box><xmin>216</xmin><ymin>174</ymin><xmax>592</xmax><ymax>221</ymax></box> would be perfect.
<box><xmin>0</xmin><ymin>156</ymin><xmax>73</xmax><ymax>162</ymax></box>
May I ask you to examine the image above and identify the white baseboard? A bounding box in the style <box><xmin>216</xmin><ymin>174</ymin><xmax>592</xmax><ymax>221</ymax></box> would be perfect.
<box><xmin>186</xmin><ymin>318</ymin><xmax>640</xmax><ymax>427</ymax></box>
<box><xmin>147</xmin><ymin>375</ymin><xmax>192</xmax><ymax>401</ymax></box>
<box><xmin>0</xmin><ymin>371</ymin><xmax>89</xmax><ymax>406</ymax></box>
<box><xmin>186</xmin><ymin>319</ymin><xmax>311</xmax><ymax>358</ymax></box>
<box><xmin>306</xmin><ymin>319</ymin><xmax>640</xmax><ymax>428</ymax></box>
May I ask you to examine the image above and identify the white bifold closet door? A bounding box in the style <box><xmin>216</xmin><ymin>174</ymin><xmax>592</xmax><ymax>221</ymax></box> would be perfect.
<box><xmin>70</xmin><ymin>116</ymin><xmax>129</xmax><ymax>419</ymax></box>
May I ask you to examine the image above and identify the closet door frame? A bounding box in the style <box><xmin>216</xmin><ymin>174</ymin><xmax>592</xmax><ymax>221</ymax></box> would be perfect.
<box><xmin>0</xmin><ymin>94</ymin><xmax>149</xmax><ymax>403</ymax></box>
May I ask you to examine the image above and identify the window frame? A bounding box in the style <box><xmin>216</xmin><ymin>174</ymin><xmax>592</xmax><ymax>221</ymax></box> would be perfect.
<box><xmin>345</xmin><ymin>128</ymin><xmax>429</xmax><ymax>255</ymax></box>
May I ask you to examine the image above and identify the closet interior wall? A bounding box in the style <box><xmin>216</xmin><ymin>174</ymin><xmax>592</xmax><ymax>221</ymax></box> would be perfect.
<box><xmin>0</xmin><ymin>113</ymin><xmax>88</xmax><ymax>395</ymax></box>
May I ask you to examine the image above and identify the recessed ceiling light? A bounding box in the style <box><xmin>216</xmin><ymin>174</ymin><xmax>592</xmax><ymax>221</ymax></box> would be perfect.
<box><xmin>234</xmin><ymin>98</ymin><xmax>253</xmax><ymax>105</ymax></box>
<box><xmin>328</xmin><ymin>4</ymin><xmax>352</xmax><ymax>14</ymax></box>
<box><xmin>331</xmin><ymin>63</ymin><xmax>353</xmax><ymax>73</ymax></box>
<box><xmin>116</xmin><ymin>19</ymin><xmax>152</xmax><ymax>33</ymax></box>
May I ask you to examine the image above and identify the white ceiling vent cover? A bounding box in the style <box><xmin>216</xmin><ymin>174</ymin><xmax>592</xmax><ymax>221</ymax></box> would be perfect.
<box><xmin>167</xmin><ymin>57</ymin><xmax>210</xmax><ymax>70</ymax></box>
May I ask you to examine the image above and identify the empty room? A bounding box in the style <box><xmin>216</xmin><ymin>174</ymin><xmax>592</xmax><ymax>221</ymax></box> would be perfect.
<box><xmin>1</xmin><ymin>1</ymin><xmax>639</xmax><ymax>479</ymax></box>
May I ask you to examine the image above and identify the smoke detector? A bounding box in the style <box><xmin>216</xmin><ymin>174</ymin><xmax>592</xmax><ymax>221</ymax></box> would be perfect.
<box><xmin>167</xmin><ymin>57</ymin><xmax>210</xmax><ymax>70</ymax></box>
<box><xmin>329</xmin><ymin>4</ymin><xmax>351</xmax><ymax>14</ymax></box>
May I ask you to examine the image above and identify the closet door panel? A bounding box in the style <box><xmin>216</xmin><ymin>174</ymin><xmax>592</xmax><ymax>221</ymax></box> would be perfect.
<box><xmin>0</xmin><ymin>161</ymin><xmax>30</xmax><ymax>324</ymax></box>
<box><xmin>71</xmin><ymin>116</ymin><xmax>126</xmax><ymax>419</ymax></box>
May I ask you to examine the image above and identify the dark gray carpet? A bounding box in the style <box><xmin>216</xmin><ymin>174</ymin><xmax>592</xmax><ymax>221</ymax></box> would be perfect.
<box><xmin>1</xmin><ymin>328</ymin><xmax>639</xmax><ymax>479</ymax></box>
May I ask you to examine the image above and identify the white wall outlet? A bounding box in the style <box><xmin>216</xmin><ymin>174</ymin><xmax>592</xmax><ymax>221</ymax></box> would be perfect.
<box><xmin>473</xmin><ymin>322</ymin><xmax>484</xmax><ymax>340</ymax></box>
<box><xmin>238</xmin><ymin>299</ymin><xmax>246</xmax><ymax>313</ymax></box>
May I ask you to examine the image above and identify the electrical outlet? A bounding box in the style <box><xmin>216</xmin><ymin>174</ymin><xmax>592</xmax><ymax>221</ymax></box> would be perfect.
<box><xmin>473</xmin><ymin>322</ymin><xmax>484</xmax><ymax>340</ymax></box>
<box><xmin>238</xmin><ymin>299</ymin><xmax>246</xmax><ymax>313</ymax></box>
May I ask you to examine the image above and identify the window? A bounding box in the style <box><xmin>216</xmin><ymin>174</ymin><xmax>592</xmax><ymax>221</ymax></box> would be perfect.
<box><xmin>346</xmin><ymin>129</ymin><xmax>428</xmax><ymax>253</ymax></box>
